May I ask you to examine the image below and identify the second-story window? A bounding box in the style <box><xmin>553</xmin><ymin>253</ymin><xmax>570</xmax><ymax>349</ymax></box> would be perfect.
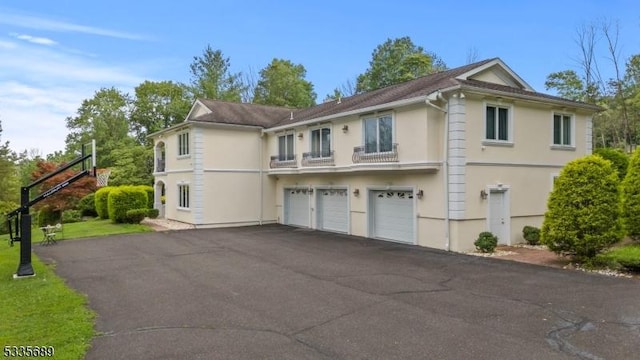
<box><xmin>485</xmin><ymin>105</ymin><xmax>510</xmax><ymax>141</ymax></box>
<box><xmin>364</xmin><ymin>115</ymin><xmax>393</xmax><ymax>153</ymax></box>
<box><xmin>278</xmin><ymin>133</ymin><xmax>294</xmax><ymax>161</ymax></box>
<box><xmin>178</xmin><ymin>131</ymin><xmax>190</xmax><ymax>156</ymax></box>
<box><xmin>310</xmin><ymin>127</ymin><xmax>331</xmax><ymax>157</ymax></box>
<box><xmin>553</xmin><ymin>113</ymin><xmax>572</xmax><ymax>146</ymax></box>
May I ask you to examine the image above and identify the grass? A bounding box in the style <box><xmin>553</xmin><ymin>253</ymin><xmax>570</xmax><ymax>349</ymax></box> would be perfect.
<box><xmin>0</xmin><ymin>218</ymin><xmax>153</xmax><ymax>359</ymax></box>
<box><xmin>595</xmin><ymin>244</ymin><xmax>640</xmax><ymax>272</ymax></box>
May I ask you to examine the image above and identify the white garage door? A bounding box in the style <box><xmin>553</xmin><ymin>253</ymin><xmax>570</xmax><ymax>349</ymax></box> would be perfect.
<box><xmin>370</xmin><ymin>190</ymin><xmax>414</xmax><ymax>243</ymax></box>
<box><xmin>284</xmin><ymin>189</ymin><xmax>310</xmax><ymax>227</ymax></box>
<box><xmin>317</xmin><ymin>189</ymin><xmax>349</xmax><ymax>233</ymax></box>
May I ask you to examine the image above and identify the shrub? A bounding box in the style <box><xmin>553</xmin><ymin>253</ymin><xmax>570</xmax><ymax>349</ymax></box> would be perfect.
<box><xmin>107</xmin><ymin>186</ymin><xmax>147</xmax><ymax>223</ymax></box>
<box><xmin>621</xmin><ymin>148</ymin><xmax>640</xmax><ymax>241</ymax></box>
<box><xmin>37</xmin><ymin>207</ymin><xmax>61</xmax><ymax>227</ymax></box>
<box><xmin>77</xmin><ymin>193</ymin><xmax>97</xmax><ymax>217</ymax></box>
<box><xmin>125</xmin><ymin>208</ymin><xmax>148</xmax><ymax>224</ymax></box>
<box><xmin>594</xmin><ymin>147</ymin><xmax>629</xmax><ymax>180</ymax></box>
<box><xmin>522</xmin><ymin>226</ymin><xmax>541</xmax><ymax>246</ymax></box>
<box><xmin>147</xmin><ymin>208</ymin><xmax>160</xmax><ymax>219</ymax></box>
<box><xmin>0</xmin><ymin>200</ymin><xmax>19</xmax><ymax>235</ymax></box>
<box><xmin>475</xmin><ymin>231</ymin><xmax>498</xmax><ymax>253</ymax></box>
<box><xmin>134</xmin><ymin>185</ymin><xmax>154</xmax><ymax>209</ymax></box>
<box><xmin>95</xmin><ymin>187</ymin><xmax>115</xmax><ymax>219</ymax></box>
<box><xmin>62</xmin><ymin>210</ymin><xmax>82</xmax><ymax>224</ymax></box>
<box><xmin>541</xmin><ymin>155</ymin><xmax>622</xmax><ymax>260</ymax></box>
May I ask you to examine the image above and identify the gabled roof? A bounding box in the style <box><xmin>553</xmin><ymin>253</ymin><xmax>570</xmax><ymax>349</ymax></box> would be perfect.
<box><xmin>174</xmin><ymin>58</ymin><xmax>600</xmax><ymax>134</ymax></box>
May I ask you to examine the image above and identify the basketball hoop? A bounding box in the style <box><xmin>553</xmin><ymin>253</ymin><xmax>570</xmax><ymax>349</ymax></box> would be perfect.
<box><xmin>96</xmin><ymin>169</ymin><xmax>111</xmax><ymax>188</ymax></box>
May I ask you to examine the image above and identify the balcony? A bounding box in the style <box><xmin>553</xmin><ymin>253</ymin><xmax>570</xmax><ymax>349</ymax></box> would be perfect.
<box><xmin>352</xmin><ymin>143</ymin><xmax>399</xmax><ymax>163</ymax></box>
<box><xmin>156</xmin><ymin>159</ymin><xmax>166</xmax><ymax>172</ymax></box>
<box><xmin>270</xmin><ymin>155</ymin><xmax>297</xmax><ymax>168</ymax></box>
<box><xmin>302</xmin><ymin>151</ymin><xmax>335</xmax><ymax>167</ymax></box>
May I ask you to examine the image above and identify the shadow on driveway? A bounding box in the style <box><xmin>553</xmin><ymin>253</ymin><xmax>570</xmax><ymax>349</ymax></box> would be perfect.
<box><xmin>36</xmin><ymin>224</ymin><xmax>640</xmax><ymax>360</ymax></box>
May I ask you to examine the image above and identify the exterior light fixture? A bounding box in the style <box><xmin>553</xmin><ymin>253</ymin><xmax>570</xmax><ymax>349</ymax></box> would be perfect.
<box><xmin>298</xmin><ymin>133</ymin><xmax>303</xmax><ymax>139</ymax></box>
<box><xmin>416</xmin><ymin>190</ymin><xmax>424</xmax><ymax>199</ymax></box>
<box><xmin>342</xmin><ymin>125</ymin><xmax>349</xmax><ymax>133</ymax></box>
<box><xmin>353</xmin><ymin>188</ymin><xmax>360</xmax><ymax>196</ymax></box>
<box><xmin>480</xmin><ymin>190</ymin><xmax>488</xmax><ymax>200</ymax></box>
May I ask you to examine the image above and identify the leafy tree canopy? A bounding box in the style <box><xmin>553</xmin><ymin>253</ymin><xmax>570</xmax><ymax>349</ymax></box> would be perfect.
<box><xmin>30</xmin><ymin>160</ymin><xmax>96</xmax><ymax>212</ymax></box>
<box><xmin>107</xmin><ymin>145</ymin><xmax>154</xmax><ymax>186</ymax></box>
<box><xmin>0</xmin><ymin>120</ymin><xmax>19</xmax><ymax>204</ymax></box>
<box><xmin>621</xmin><ymin>148</ymin><xmax>640</xmax><ymax>240</ymax></box>
<box><xmin>356</xmin><ymin>36</ymin><xmax>447</xmax><ymax>93</ymax></box>
<box><xmin>253</xmin><ymin>58</ymin><xmax>316</xmax><ymax>108</ymax></box>
<box><xmin>189</xmin><ymin>45</ymin><xmax>245</xmax><ymax>102</ymax></box>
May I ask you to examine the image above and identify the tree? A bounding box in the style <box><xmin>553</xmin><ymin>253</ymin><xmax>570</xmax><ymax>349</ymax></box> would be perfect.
<box><xmin>65</xmin><ymin>87</ymin><xmax>132</xmax><ymax>169</ymax></box>
<box><xmin>544</xmin><ymin>70</ymin><xmax>586</xmax><ymax>101</ymax></box>
<box><xmin>356</xmin><ymin>36</ymin><xmax>447</xmax><ymax>93</ymax></box>
<box><xmin>253</xmin><ymin>58</ymin><xmax>316</xmax><ymax>108</ymax></box>
<box><xmin>188</xmin><ymin>45</ymin><xmax>245</xmax><ymax>102</ymax></box>
<box><xmin>130</xmin><ymin>81</ymin><xmax>192</xmax><ymax>144</ymax></box>
<box><xmin>30</xmin><ymin>160</ymin><xmax>97</xmax><ymax>213</ymax></box>
<box><xmin>107</xmin><ymin>145</ymin><xmax>153</xmax><ymax>186</ymax></box>
<box><xmin>324</xmin><ymin>78</ymin><xmax>357</xmax><ymax>102</ymax></box>
<box><xmin>621</xmin><ymin>148</ymin><xmax>640</xmax><ymax>240</ymax></box>
<box><xmin>0</xmin><ymin>120</ymin><xmax>19</xmax><ymax>204</ymax></box>
<box><xmin>541</xmin><ymin>155</ymin><xmax>622</xmax><ymax>259</ymax></box>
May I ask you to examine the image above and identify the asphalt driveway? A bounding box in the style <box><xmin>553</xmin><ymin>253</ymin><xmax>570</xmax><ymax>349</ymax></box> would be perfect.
<box><xmin>35</xmin><ymin>225</ymin><xmax>640</xmax><ymax>360</ymax></box>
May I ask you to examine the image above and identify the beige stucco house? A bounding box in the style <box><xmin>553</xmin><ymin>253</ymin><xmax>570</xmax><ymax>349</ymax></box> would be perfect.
<box><xmin>149</xmin><ymin>58</ymin><xmax>600</xmax><ymax>252</ymax></box>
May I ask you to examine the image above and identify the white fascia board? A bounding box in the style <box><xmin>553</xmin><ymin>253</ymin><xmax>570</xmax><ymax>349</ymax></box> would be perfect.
<box><xmin>188</xmin><ymin>121</ymin><xmax>263</xmax><ymax>131</ymax></box>
<box><xmin>458</xmin><ymin>86</ymin><xmax>602</xmax><ymax>112</ymax></box>
<box><xmin>147</xmin><ymin>122</ymin><xmax>191</xmax><ymax>139</ymax></box>
<box><xmin>263</xmin><ymin>95</ymin><xmax>429</xmax><ymax>133</ymax></box>
<box><xmin>184</xmin><ymin>99</ymin><xmax>211</xmax><ymax>121</ymax></box>
<box><xmin>456</xmin><ymin>58</ymin><xmax>535</xmax><ymax>91</ymax></box>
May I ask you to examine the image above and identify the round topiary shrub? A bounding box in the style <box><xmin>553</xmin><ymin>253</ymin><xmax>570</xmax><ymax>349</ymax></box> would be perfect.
<box><xmin>134</xmin><ymin>185</ymin><xmax>154</xmax><ymax>209</ymax></box>
<box><xmin>621</xmin><ymin>148</ymin><xmax>640</xmax><ymax>241</ymax></box>
<box><xmin>594</xmin><ymin>147</ymin><xmax>629</xmax><ymax>180</ymax></box>
<box><xmin>95</xmin><ymin>187</ymin><xmax>114</xmax><ymax>219</ymax></box>
<box><xmin>522</xmin><ymin>226</ymin><xmax>541</xmax><ymax>246</ymax></box>
<box><xmin>77</xmin><ymin>193</ymin><xmax>97</xmax><ymax>217</ymax></box>
<box><xmin>125</xmin><ymin>208</ymin><xmax>148</xmax><ymax>224</ymax></box>
<box><xmin>107</xmin><ymin>186</ymin><xmax>147</xmax><ymax>223</ymax></box>
<box><xmin>541</xmin><ymin>155</ymin><xmax>622</xmax><ymax>259</ymax></box>
<box><xmin>475</xmin><ymin>231</ymin><xmax>498</xmax><ymax>253</ymax></box>
<box><xmin>147</xmin><ymin>208</ymin><xmax>160</xmax><ymax>219</ymax></box>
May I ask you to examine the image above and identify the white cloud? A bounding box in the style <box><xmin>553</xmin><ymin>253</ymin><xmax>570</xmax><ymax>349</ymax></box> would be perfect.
<box><xmin>10</xmin><ymin>32</ymin><xmax>58</xmax><ymax>46</ymax></box>
<box><xmin>0</xmin><ymin>11</ymin><xmax>151</xmax><ymax>41</ymax></box>
<box><xmin>0</xmin><ymin>38</ymin><xmax>147</xmax><ymax>155</ymax></box>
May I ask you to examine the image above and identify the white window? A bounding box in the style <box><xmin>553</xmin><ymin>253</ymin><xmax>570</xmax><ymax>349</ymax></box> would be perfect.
<box><xmin>485</xmin><ymin>105</ymin><xmax>510</xmax><ymax>141</ymax></box>
<box><xmin>178</xmin><ymin>132</ymin><xmax>189</xmax><ymax>156</ymax></box>
<box><xmin>277</xmin><ymin>133</ymin><xmax>294</xmax><ymax>161</ymax></box>
<box><xmin>364</xmin><ymin>115</ymin><xmax>393</xmax><ymax>153</ymax></box>
<box><xmin>178</xmin><ymin>184</ymin><xmax>190</xmax><ymax>208</ymax></box>
<box><xmin>553</xmin><ymin>113</ymin><xmax>573</xmax><ymax>146</ymax></box>
<box><xmin>310</xmin><ymin>127</ymin><xmax>331</xmax><ymax>157</ymax></box>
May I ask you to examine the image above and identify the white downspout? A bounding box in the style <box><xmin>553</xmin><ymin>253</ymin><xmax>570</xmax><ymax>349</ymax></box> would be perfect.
<box><xmin>426</xmin><ymin>97</ymin><xmax>450</xmax><ymax>251</ymax></box>
<box><xmin>259</xmin><ymin>130</ymin><xmax>264</xmax><ymax>225</ymax></box>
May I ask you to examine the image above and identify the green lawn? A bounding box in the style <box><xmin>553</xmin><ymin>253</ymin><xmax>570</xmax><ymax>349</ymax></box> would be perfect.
<box><xmin>0</xmin><ymin>218</ymin><xmax>153</xmax><ymax>360</ymax></box>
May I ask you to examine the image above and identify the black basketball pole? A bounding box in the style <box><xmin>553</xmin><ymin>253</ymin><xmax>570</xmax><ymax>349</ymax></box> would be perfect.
<box><xmin>16</xmin><ymin>186</ymin><xmax>34</xmax><ymax>277</ymax></box>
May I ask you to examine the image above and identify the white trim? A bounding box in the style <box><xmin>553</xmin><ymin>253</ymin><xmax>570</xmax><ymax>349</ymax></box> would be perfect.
<box><xmin>361</xmin><ymin>112</ymin><xmax>395</xmax><ymax>153</ymax></box>
<box><xmin>177</xmin><ymin>183</ymin><xmax>191</xmax><ymax>210</ymax></box>
<box><xmin>366</xmin><ymin>186</ymin><xmax>417</xmax><ymax>245</ymax></box>
<box><xmin>586</xmin><ymin>115</ymin><xmax>593</xmax><ymax>155</ymax></box>
<box><xmin>485</xmin><ymin>184</ymin><xmax>511</xmax><ymax>245</ymax></box>
<box><xmin>192</xmin><ymin>127</ymin><xmax>205</xmax><ymax>224</ymax></box>
<box><xmin>466</xmin><ymin>161</ymin><xmax>565</xmax><ymax>168</ymax></box>
<box><xmin>163</xmin><ymin>169</ymin><xmax>194</xmax><ymax>174</ymax></box>
<box><xmin>308</xmin><ymin>124</ymin><xmax>333</xmax><ymax>158</ymax></box>
<box><xmin>448</xmin><ymin>95</ymin><xmax>466</xmax><ymax>220</ymax></box>
<box><xmin>204</xmin><ymin>168</ymin><xmax>261</xmax><ymax>173</ymax></box>
<box><xmin>550</xmin><ymin>111</ymin><xmax>575</xmax><ymax>147</ymax></box>
<box><xmin>267</xmin><ymin>161</ymin><xmax>441</xmax><ymax>175</ymax></box>
<box><xmin>455</xmin><ymin>58</ymin><xmax>535</xmax><ymax>91</ymax></box>
<box><xmin>483</xmin><ymin>100</ymin><xmax>513</xmax><ymax>143</ymax></box>
<box><xmin>265</xmin><ymin>96</ymin><xmax>428</xmax><ymax>132</ymax></box>
<box><xmin>185</xmin><ymin>99</ymin><xmax>211</xmax><ymax>121</ymax></box>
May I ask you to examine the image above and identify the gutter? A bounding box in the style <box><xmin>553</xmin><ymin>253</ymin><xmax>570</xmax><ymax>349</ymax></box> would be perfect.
<box><xmin>259</xmin><ymin>131</ymin><xmax>264</xmax><ymax>225</ymax></box>
<box><xmin>425</xmin><ymin>94</ymin><xmax>450</xmax><ymax>252</ymax></box>
<box><xmin>265</xmin><ymin>96</ymin><xmax>430</xmax><ymax>133</ymax></box>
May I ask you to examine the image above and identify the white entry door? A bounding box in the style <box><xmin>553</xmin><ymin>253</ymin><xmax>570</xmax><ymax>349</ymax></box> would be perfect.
<box><xmin>317</xmin><ymin>189</ymin><xmax>349</xmax><ymax>233</ymax></box>
<box><xmin>489</xmin><ymin>190</ymin><xmax>509</xmax><ymax>245</ymax></box>
<box><xmin>370</xmin><ymin>190</ymin><xmax>415</xmax><ymax>244</ymax></box>
<box><xmin>284</xmin><ymin>189</ymin><xmax>310</xmax><ymax>227</ymax></box>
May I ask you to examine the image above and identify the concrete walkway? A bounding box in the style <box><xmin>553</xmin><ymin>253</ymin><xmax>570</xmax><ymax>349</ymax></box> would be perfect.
<box><xmin>35</xmin><ymin>225</ymin><xmax>640</xmax><ymax>359</ymax></box>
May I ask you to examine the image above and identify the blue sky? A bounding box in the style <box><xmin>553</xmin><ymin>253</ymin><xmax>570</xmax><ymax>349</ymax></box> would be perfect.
<box><xmin>0</xmin><ymin>1</ymin><xmax>638</xmax><ymax>155</ymax></box>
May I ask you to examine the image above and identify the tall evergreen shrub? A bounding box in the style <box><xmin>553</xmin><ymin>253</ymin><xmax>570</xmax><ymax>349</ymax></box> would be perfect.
<box><xmin>621</xmin><ymin>148</ymin><xmax>640</xmax><ymax>241</ymax></box>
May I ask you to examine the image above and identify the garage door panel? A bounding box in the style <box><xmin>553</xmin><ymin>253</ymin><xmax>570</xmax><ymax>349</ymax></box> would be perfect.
<box><xmin>284</xmin><ymin>189</ymin><xmax>309</xmax><ymax>227</ymax></box>
<box><xmin>317</xmin><ymin>189</ymin><xmax>348</xmax><ymax>233</ymax></box>
<box><xmin>371</xmin><ymin>191</ymin><xmax>414</xmax><ymax>243</ymax></box>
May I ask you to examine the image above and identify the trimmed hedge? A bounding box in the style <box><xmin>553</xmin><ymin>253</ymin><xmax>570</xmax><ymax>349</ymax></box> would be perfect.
<box><xmin>522</xmin><ymin>226</ymin><xmax>541</xmax><ymax>246</ymax></box>
<box><xmin>594</xmin><ymin>147</ymin><xmax>629</xmax><ymax>180</ymax></box>
<box><xmin>475</xmin><ymin>231</ymin><xmax>498</xmax><ymax>253</ymax></box>
<box><xmin>125</xmin><ymin>208</ymin><xmax>148</xmax><ymax>224</ymax></box>
<box><xmin>107</xmin><ymin>186</ymin><xmax>147</xmax><ymax>223</ymax></box>
<box><xmin>621</xmin><ymin>148</ymin><xmax>640</xmax><ymax>241</ymax></box>
<box><xmin>95</xmin><ymin>187</ymin><xmax>115</xmax><ymax>219</ymax></box>
<box><xmin>135</xmin><ymin>185</ymin><xmax>154</xmax><ymax>209</ymax></box>
<box><xmin>62</xmin><ymin>210</ymin><xmax>82</xmax><ymax>224</ymax></box>
<box><xmin>147</xmin><ymin>208</ymin><xmax>160</xmax><ymax>219</ymax></box>
<box><xmin>541</xmin><ymin>155</ymin><xmax>622</xmax><ymax>259</ymax></box>
<box><xmin>38</xmin><ymin>207</ymin><xmax>61</xmax><ymax>227</ymax></box>
<box><xmin>77</xmin><ymin>193</ymin><xmax>97</xmax><ymax>217</ymax></box>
